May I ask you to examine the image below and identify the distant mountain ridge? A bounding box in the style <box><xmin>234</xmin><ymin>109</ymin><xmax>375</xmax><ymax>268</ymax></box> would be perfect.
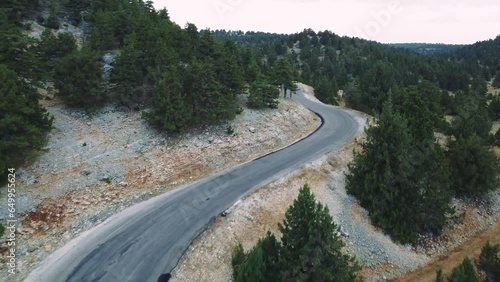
<box><xmin>439</xmin><ymin>35</ymin><xmax>500</xmax><ymax>77</ymax></box>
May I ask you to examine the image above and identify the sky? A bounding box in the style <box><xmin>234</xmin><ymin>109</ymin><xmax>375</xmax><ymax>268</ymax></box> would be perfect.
<box><xmin>153</xmin><ymin>0</ymin><xmax>500</xmax><ymax>44</ymax></box>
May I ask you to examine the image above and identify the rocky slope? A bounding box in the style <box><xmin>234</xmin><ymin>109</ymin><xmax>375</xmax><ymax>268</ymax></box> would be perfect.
<box><xmin>0</xmin><ymin>91</ymin><xmax>320</xmax><ymax>281</ymax></box>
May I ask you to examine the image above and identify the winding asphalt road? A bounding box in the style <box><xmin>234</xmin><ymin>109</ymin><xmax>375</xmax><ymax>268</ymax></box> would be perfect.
<box><xmin>26</xmin><ymin>87</ymin><xmax>363</xmax><ymax>282</ymax></box>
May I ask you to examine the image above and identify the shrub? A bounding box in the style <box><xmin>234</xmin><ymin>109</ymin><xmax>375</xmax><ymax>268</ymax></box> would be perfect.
<box><xmin>449</xmin><ymin>257</ymin><xmax>478</xmax><ymax>282</ymax></box>
<box><xmin>478</xmin><ymin>241</ymin><xmax>500</xmax><ymax>280</ymax></box>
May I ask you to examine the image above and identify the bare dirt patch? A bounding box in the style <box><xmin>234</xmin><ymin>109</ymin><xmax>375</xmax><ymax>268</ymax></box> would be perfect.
<box><xmin>488</xmin><ymin>83</ymin><xmax>500</xmax><ymax>96</ymax></box>
<box><xmin>0</xmin><ymin>93</ymin><xmax>320</xmax><ymax>281</ymax></box>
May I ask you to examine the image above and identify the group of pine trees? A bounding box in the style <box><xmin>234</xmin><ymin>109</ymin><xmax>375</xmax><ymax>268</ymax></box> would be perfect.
<box><xmin>52</xmin><ymin>0</ymin><xmax>298</xmax><ymax>128</ymax></box>
<box><xmin>1</xmin><ymin>0</ymin><xmax>300</xmax><ymax>181</ymax></box>
<box><xmin>2</xmin><ymin>0</ymin><xmax>499</xmax><ymax>248</ymax></box>
<box><xmin>436</xmin><ymin>241</ymin><xmax>500</xmax><ymax>282</ymax></box>
<box><xmin>0</xmin><ymin>5</ymin><xmax>53</xmax><ymax>182</ymax></box>
<box><xmin>231</xmin><ymin>184</ymin><xmax>360</xmax><ymax>282</ymax></box>
<box><xmin>346</xmin><ymin>80</ymin><xmax>499</xmax><ymax>243</ymax></box>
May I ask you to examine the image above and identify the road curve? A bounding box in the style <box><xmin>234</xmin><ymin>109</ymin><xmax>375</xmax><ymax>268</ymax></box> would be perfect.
<box><xmin>26</xmin><ymin>87</ymin><xmax>364</xmax><ymax>282</ymax></box>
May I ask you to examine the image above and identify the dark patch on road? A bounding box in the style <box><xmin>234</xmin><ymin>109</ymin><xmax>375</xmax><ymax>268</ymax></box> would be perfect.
<box><xmin>158</xmin><ymin>273</ymin><xmax>171</xmax><ymax>282</ymax></box>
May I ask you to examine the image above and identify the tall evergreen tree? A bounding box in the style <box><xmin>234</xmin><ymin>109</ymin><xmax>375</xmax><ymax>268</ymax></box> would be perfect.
<box><xmin>216</xmin><ymin>40</ymin><xmax>245</xmax><ymax>96</ymax></box>
<box><xmin>186</xmin><ymin>60</ymin><xmax>237</xmax><ymax>124</ymax></box>
<box><xmin>0</xmin><ymin>65</ymin><xmax>53</xmax><ymax>181</ymax></box>
<box><xmin>232</xmin><ymin>184</ymin><xmax>360</xmax><ymax>282</ymax></box>
<box><xmin>347</xmin><ymin>99</ymin><xmax>453</xmax><ymax>243</ymax></box>
<box><xmin>233</xmin><ymin>231</ymin><xmax>281</xmax><ymax>282</ymax></box>
<box><xmin>143</xmin><ymin>67</ymin><xmax>192</xmax><ymax>132</ymax></box>
<box><xmin>54</xmin><ymin>48</ymin><xmax>105</xmax><ymax>110</ymax></box>
<box><xmin>359</xmin><ymin>60</ymin><xmax>397</xmax><ymax>114</ymax></box>
<box><xmin>278</xmin><ymin>184</ymin><xmax>360</xmax><ymax>281</ymax></box>
<box><xmin>478</xmin><ymin>241</ymin><xmax>500</xmax><ymax>280</ymax></box>
<box><xmin>0</xmin><ymin>10</ymin><xmax>39</xmax><ymax>80</ymax></box>
<box><xmin>314</xmin><ymin>75</ymin><xmax>339</xmax><ymax>105</ymax></box>
<box><xmin>110</xmin><ymin>33</ymin><xmax>148</xmax><ymax>106</ymax></box>
<box><xmin>248</xmin><ymin>80</ymin><xmax>279</xmax><ymax>109</ymax></box>
<box><xmin>394</xmin><ymin>82</ymin><xmax>443</xmax><ymax>142</ymax></box>
<box><xmin>272</xmin><ymin>57</ymin><xmax>297</xmax><ymax>98</ymax></box>
<box><xmin>449</xmin><ymin>257</ymin><xmax>478</xmax><ymax>282</ymax></box>
<box><xmin>88</xmin><ymin>11</ymin><xmax>117</xmax><ymax>51</ymax></box>
<box><xmin>447</xmin><ymin>134</ymin><xmax>499</xmax><ymax>196</ymax></box>
<box><xmin>451</xmin><ymin>92</ymin><xmax>492</xmax><ymax>140</ymax></box>
<box><xmin>38</xmin><ymin>29</ymin><xmax>77</xmax><ymax>73</ymax></box>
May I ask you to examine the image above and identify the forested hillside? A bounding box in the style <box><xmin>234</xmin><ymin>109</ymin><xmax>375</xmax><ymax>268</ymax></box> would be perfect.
<box><xmin>216</xmin><ymin>29</ymin><xmax>500</xmax><ymax>243</ymax></box>
<box><xmin>0</xmin><ymin>0</ymin><xmax>295</xmax><ymax>181</ymax></box>
<box><xmin>388</xmin><ymin>43</ymin><xmax>464</xmax><ymax>55</ymax></box>
<box><xmin>1</xmin><ymin>1</ymin><xmax>53</xmax><ymax>182</ymax></box>
<box><xmin>2</xmin><ymin>0</ymin><xmax>499</xmax><ymax>246</ymax></box>
<box><xmin>440</xmin><ymin>35</ymin><xmax>500</xmax><ymax>81</ymax></box>
<box><xmin>216</xmin><ymin>29</ymin><xmax>491</xmax><ymax>114</ymax></box>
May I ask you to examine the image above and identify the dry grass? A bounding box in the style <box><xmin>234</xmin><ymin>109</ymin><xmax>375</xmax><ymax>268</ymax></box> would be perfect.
<box><xmin>393</xmin><ymin>220</ymin><xmax>500</xmax><ymax>282</ymax></box>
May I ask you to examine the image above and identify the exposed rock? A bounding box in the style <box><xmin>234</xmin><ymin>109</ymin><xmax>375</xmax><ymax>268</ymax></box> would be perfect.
<box><xmin>44</xmin><ymin>245</ymin><xmax>53</xmax><ymax>252</ymax></box>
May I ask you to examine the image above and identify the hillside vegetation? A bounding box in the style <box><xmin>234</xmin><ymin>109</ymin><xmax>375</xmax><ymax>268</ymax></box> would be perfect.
<box><xmin>0</xmin><ymin>0</ymin><xmax>297</xmax><ymax>181</ymax></box>
<box><xmin>1</xmin><ymin>0</ymin><xmax>499</xmax><ymax>261</ymax></box>
<box><xmin>215</xmin><ymin>29</ymin><xmax>500</xmax><ymax>243</ymax></box>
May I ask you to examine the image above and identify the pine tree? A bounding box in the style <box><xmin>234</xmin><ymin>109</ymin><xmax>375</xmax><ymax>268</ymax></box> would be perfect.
<box><xmin>395</xmin><ymin>82</ymin><xmax>443</xmax><ymax>141</ymax></box>
<box><xmin>478</xmin><ymin>241</ymin><xmax>500</xmax><ymax>280</ymax></box>
<box><xmin>54</xmin><ymin>48</ymin><xmax>105</xmax><ymax>110</ymax></box>
<box><xmin>314</xmin><ymin>75</ymin><xmax>339</xmax><ymax>105</ymax></box>
<box><xmin>38</xmin><ymin>29</ymin><xmax>77</xmax><ymax>72</ymax></box>
<box><xmin>248</xmin><ymin>80</ymin><xmax>279</xmax><ymax>109</ymax></box>
<box><xmin>449</xmin><ymin>257</ymin><xmax>478</xmax><ymax>282</ymax></box>
<box><xmin>216</xmin><ymin>40</ymin><xmax>244</xmax><ymax>96</ymax></box>
<box><xmin>110</xmin><ymin>33</ymin><xmax>148</xmax><ymax>106</ymax></box>
<box><xmin>359</xmin><ymin>60</ymin><xmax>397</xmax><ymax>114</ymax></box>
<box><xmin>272</xmin><ymin>57</ymin><xmax>297</xmax><ymax>98</ymax></box>
<box><xmin>278</xmin><ymin>184</ymin><xmax>360</xmax><ymax>281</ymax></box>
<box><xmin>231</xmin><ymin>184</ymin><xmax>360</xmax><ymax>282</ymax></box>
<box><xmin>451</xmin><ymin>92</ymin><xmax>492</xmax><ymax>140</ymax></box>
<box><xmin>143</xmin><ymin>67</ymin><xmax>192</xmax><ymax>132</ymax></box>
<box><xmin>231</xmin><ymin>243</ymin><xmax>246</xmax><ymax>279</ymax></box>
<box><xmin>347</xmin><ymin>99</ymin><xmax>453</xmax><ymax>243</ymax></box>
<box><xmin>0</xmin><ymin>64</ymin><xmax>52</xmax><ymax>182</ymax></box>
<box><xmin>186</xmin><ymin>60</ymin><xmax>237</xmax><ymax>125</ymax></box>
<box><xmin>233</xmin><ymin>231</ymin><xmax>281</xmax><ymax>282</ymax></box>
<box><xmin>88</xmin><ymin>11</ymin><xmax>117</xmax><ymax>51</ymax></box>
<box><xmin>0</xmin><ymin>10</ymin><xmax>39</xmax><ymax>80</ymax></box>
<box><xmin>448</xmin><ymin>134</ymin><xmax>499</xmax><ymax>196</ymax></box>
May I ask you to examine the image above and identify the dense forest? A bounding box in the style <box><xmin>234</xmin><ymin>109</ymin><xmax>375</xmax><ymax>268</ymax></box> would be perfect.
<box><xmin>0</xmin><ymin>0</ymin><xmax>293</xmax><ymax>181</ymax></box>
<box><xmin>1</xmin><ymin>0</ymin><xmax>499</xmax><ymax>247</ymax></box>
<box><xmin>214</xmin><ymin>30</ymin><xmax>500</xmax><ymax>243</ymax></box>
<box><xmin>388</xmin><ymin>43</ymin><xmax>464</xmax><ymax>55</ymax></box>
<box><xmin>440</xmin><ymin>36</ymin><xmax>500</xmax><ymax>80</ymax></box>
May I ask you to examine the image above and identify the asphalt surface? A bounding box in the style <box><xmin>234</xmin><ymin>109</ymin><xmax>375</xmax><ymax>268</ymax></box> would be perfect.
<box><xmin>26</xmin><ymin>87</ymin><xmax>363</xmax><ymax>282</ymax></box>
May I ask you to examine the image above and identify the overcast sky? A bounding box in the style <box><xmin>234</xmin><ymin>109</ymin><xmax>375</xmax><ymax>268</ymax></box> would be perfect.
<box><xmin>153</xmin><ymin>0</ymin><xmax>500</xmax><ymax>44</ymax></box>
